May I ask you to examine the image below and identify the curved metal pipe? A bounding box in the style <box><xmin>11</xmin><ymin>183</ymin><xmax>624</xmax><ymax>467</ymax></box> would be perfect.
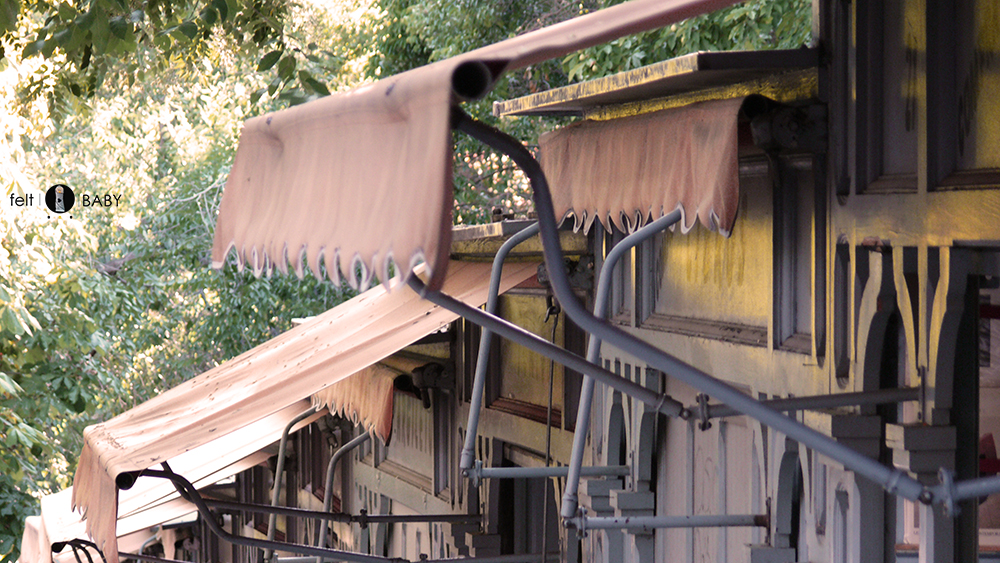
<box><xmin>461</xmin><ymin>222</ymin><xmax>541</xmax><ymax>471</ymax></box>
<box><xmin>267</xmin><ymin>406</ymin><xmax>322</xmax><ymax>561</ymax></box>
<box><xmin>407</xmin><ymin>279</ymin><xmax>687</xmax><ymax>422</ymax></box>
<box><xmin>316</xmin><ymin>431</ymin><xmax>371</xmax><ymax>556</ymax></box>
<box><xmin>562</xmin><ymin>210</ymin><xmax>683</xmax><ymax>518</ymax></box>
<box><xmin>448</xmin><ymin>108</ymin><xmax>929</xmax><ymax>506</ymax></box>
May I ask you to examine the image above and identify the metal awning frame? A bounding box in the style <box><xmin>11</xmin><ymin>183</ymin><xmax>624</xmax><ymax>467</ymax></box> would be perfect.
<box><xmin>408</xmin><ymin>106</ymin><xmax>1000</xmax><ymax>526</ymax></box>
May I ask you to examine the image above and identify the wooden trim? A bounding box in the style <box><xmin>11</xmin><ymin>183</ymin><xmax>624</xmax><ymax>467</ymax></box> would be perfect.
<box><xmin>488</xmin><ymin>397</ymin><xmax>562</xmax><ymax>427</ymax></box>
<box><xmin>864</xmin><ymin>174</ymin><xmax>918</xmax><ymax>194</ymax></box>
<box><xmin>642</xmin><ymin>313</ymin><xmax>768</xmax><ymax>348</ymax></box>
<box><xmin>376</xmin><ymin>459</ymin><xmax>433</xmax><ymax>494</ymax></box>
<box><xmin>936</xmin><ymin>169</ymin><xmax>1000</xmax><ymax>190</ymax></box>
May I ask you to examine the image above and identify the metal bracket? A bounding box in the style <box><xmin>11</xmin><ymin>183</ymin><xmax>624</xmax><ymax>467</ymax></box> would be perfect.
<box><xmin>696</xmin><ymin>394</ymin><xmax>713</xmax><ymax>431</ymax></box>
<box><xmin>938</xmin><ymin>468</ymin><xmax>959</xmax><ymax>517</ymax></box>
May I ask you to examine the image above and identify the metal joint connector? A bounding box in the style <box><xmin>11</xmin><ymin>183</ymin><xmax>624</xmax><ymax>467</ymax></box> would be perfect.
<box><xmin>696</xmin><ymin>394</ymin><xmax>712</xmax><ymax>431</ymax></box>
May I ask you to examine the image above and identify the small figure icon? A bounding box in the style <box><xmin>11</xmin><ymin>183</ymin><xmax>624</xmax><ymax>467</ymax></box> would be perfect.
<box><xmin>46</xmin><ymin>184</ymin><xmax>74</xmax><ymax>213</ymax></box>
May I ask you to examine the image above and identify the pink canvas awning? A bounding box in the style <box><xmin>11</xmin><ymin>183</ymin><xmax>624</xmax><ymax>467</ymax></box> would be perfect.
<box><xmin>72</xmin><ymin>260</ymin><xmax>537</xmax><ymax>563</ymax></box>
<box><xmin>18</xmin><ymin>447</ymin><xmax>269</xmax><ymax>563</ymax></box>
<box><xmin>540</xmin><ymin>97</ymin><xmax>749</xmax><ymax>235</ymax></box>
<box><xmin>210</xmin><ymin>0</ymin><xmax>741</xmax><ymax>292</ymax></box>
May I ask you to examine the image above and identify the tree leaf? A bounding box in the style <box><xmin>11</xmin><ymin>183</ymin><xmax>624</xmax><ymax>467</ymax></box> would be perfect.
<box><xmin>0</xmin><ymin>0</ymin><xmax>19</xmax><ymax>34</ymax></box>
<box><xmin>211</xmin><ymin>0</ymin><xmax>228</xmax><ymax>22</ymax></box>
<box><xmin>21</xmin><ymin>39</ymin><xmax>43</xmax><ymax>58</ymax></box>
<box><xmin>199</xmin><ymin>7</ymin><xmax>217</xmax><ymax>26</ymax></box>
<box><xmin>177</xmin><ymin>21</ymin><xmax>198</xmax><ymax>40</ymax></box>
<box><xmin>257</xmin><ymin>49</ymin><xmax>281</xmax><ymax>71</ymax></box>
<box><xmin>57</xmin><ymin>2</ymin><xmax>75</xmax><ymax>21</ymax></box>
<box><xmin>108</xmin><ymin>16</ymin><xmax>128</xmax><ymax>39</ymax></box>
<box><xmin>277</xmin><ymin>55</ymin><xmax>296</xmax><ymax>81</ymax></box>
<box><xmin>0</xmin><ymin>372</ymin><xmax>22</xmax><ymax>396</ymax></box>
<box><xmin>298</xmin><ymin>71</ymin><xmax>330</xmax><ymax>96</ymax></box>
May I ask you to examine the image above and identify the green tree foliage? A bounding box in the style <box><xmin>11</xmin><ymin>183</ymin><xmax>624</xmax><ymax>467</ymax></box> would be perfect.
<box><xmin>564</xmin><ymin>0</ymin><xmax>813</xmax><ymax>82</ymax></box>
<box><xmin>0</xmin><ymin>5</ymin><xmax>353</xmax><ymax>559</ymax></box>
<box><xmin>0</xmin><ymin>0</ymin><xmax>357</xmax><ymax>119</ymax></box>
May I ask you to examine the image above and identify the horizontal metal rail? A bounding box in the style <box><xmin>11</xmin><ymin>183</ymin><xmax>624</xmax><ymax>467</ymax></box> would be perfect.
<box><xmin>466</xmin><ymin>460</ymin><xmax>629</xmax><ymax>486</ymax></box>
<box><xmin>191</xmin><ymin>497</ymin><xmax>479</xmax><ymax>527</ymax></box>
<box><xmin>119</xmin><ymin>553</ymin><xmax>193</xmax><ymax>563</ymax></box>
<box><xmin>572</xmin><ymin>514</ymin><xmax>769</xmax><ymax>533</ymax></box>
<box><xmin>420</xmin><ymin>555</ymin><xmax>558</xmax><ymax>563</ymax></box>
<box><xmin>702</xmin><ymin>387</ymin><xmax>922</xmax><ymax>419</ymax></box>
<box><xmin>121</xmin><ymin>468</ymin><xmax>407</xmax><ymax>563</ymax></box>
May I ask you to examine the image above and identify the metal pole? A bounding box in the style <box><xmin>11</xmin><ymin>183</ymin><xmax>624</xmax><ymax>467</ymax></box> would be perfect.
<box><xmin>562</xmin><ymin>210</ymin><xmax>683</xmax><ymax>519</ymax></box>
<box><xmin>317</xmin><ymin>431</ymin><xmax>371</xmax><ymax>557</ymax></box>
<box><xmin>267</xmin><ymin>407</ymin><xmax>321</xmax><ymax>561</ymax></box>
<box><xmin>419</xmin><ymin>554</ymin><xmax>559</xmax><ymax>563</ymax></box>
<box><xmin>119</xmin><ymin>553</ymin><xmax>193</xmax><ymax>563</ymax></box>
<box><xmin>203</xmin><ymin>498</ymin><xmax>352</xmax><ymax>522</ymax></box>
<box><xmin>168</xmin><ymin>496</ymin><xmax>478</xmax><ymax>526</ymax></box>
<box><xmin>572</xmin><ymin>514</ymin><xmax>769</xmax><ymax>533</ymax></box>
<box><xmin>474</xmin><ymin>463</ymin><xmax>629</xmax><ymax>482</ymax></box>
<box><xmin>406</xmin><ymin>280</ymin><xmax>688</xmax><ymax>422</ymax></box>
<box><xmin>461</xmin><ymin>222</ymin><xmax>540</xmax><ymax>471</ymax></box>
<box><xmin>703</xmin><ymin>387</ymin><xmax>921</xmax><ymax>419</ymax></box>
<box><xmin>449</xmin><ymin>108</ymin><xmax>930</xmax><ymax>506</ymax></box>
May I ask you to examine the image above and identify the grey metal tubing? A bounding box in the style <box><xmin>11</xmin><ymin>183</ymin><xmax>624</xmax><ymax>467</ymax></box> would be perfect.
<box><xmin>355</xmin><ymin>513</ymin><xmax>480</xmax><ymax>525</ymax></box>
<box><xmin>572</xmin><ymin>514</ymin><xmax>768</xmax><ymax>534</ymax></box>
<box><xmin>317</xmin><ymin>431</ymin><xmax>371</xmax><ymax>555</ymax></box>
<box><xmin>467</xmin><ymin>459</ymin><xmax>629</xmax><ymax>486</ymax></box>
<box><xmin>202</xmin><ymin>498</ymin><xmax>352</xmax><ymax>522</ymax></box>
<box><xmin>937</xmin><ymin>469</ymin><xmax>1000</xmax><ymax>507</ymax></box>
<box><xmin>407</xmin><ymin>278</ymin><xmax>688</xmax><ymax>422</ymax></box>
<box><xmin>127</xmin><ymin>469</ymin><xmax>404</xmax><ymax>563</ymax></box>
<box><xmin>478</xmin><ymin>464</ymin><xmax>629</xmax><ymax>479</ymax></box>
<box><xmin>461</xmin><ymin>222</ymin><xmax>541</xmax><ymax>471</ymax></box>
<box><xmin>267</xmin><ymin>406</ymin><xmax>321</xmax><ymax>561</ymax></box>
<box><xmin>120</xmin><ymin>553</ymin><xmax>193</xmax><ymax>563</ymax></box>
<box><xmin>176</xmin><ymin>496</ymin><xmax>477</xmax><ymax>526</ymax></box>
<box><xmin>449</xmin><ymin>108</ymin><xmax>930</xmax><ymax>506</ymax></box>
<box><xmin>420</xmin><ymin>554</ymin><xmax>558</xmax><ymax>563</ymax></box>
<box><xmin>703</xmin><ymin>387</ymin><xmax>921</xmax><ymax>419</ymax></box>
<box><xmin>563</xmin><ymin>210</ymin><xmax>683</xmax><ymax>519</ymax></box>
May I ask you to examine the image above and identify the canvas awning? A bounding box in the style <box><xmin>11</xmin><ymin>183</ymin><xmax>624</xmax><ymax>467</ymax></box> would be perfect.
<box><xmin>210</xmin><ymin>0</ymin><xmax>741</xmax><ymax>292</ymax></box>
<box><xmin>72</xmin><ymin>260</ymin><xmax>538</xmax><ymax>563</ymax></box>
<box><xmin>17</xmin><ymin>436</ymin><xmax>276</xmax><ymax>563</ymax></box>
<box><xmin>540</xmin><ymin>97</ymin><xmax>750</xmax><ymax>235</ymax></box>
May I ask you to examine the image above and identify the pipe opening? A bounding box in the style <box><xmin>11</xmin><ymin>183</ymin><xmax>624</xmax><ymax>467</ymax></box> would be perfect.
<box><xmin>116</xmin><ymin>471</ymin><xmax>141</xmax><ymax>490</ymax></box>
<box><xmin>452</xmin><ymin>61</ymin><xmax>495</xmax><ymax>101</ymax></box>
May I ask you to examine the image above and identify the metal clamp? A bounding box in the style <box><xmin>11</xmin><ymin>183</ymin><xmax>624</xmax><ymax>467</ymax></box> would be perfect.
<box><xmin>696</xmin><ymin>394</ymin><xmax>712</xmax><ymax>431</ymax></box>
<box><xmin>357</xmin><ymin>508</ymin><xmax>370</xmax><ymax>530</ymax></box>
<box><xmin>467</xmin><ymin>459</ymin><xmax>484</xmax><ymax>487</ymax></box>
<box><xmin>938</xmin><ymin>468</ymin><xmax>959</xmax><ymax>517</ymax></box>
